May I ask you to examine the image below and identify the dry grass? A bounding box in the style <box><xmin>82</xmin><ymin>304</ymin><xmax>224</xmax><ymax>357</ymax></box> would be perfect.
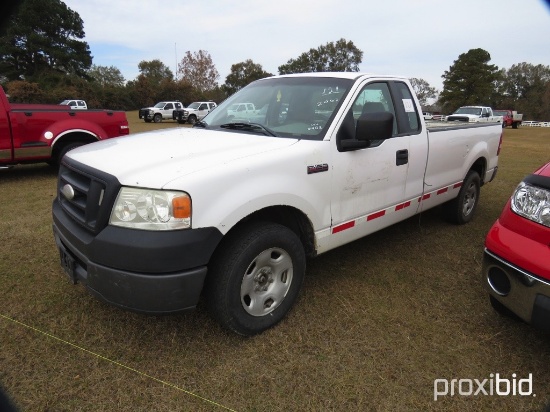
<box><xmin>1</xmin><ymin>123</ymin><xmax>550</xmax><ymax>411</ymax></box>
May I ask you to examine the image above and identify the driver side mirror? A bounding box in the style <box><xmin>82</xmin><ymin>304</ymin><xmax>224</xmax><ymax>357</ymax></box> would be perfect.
<box><xmin>338</xmin><ymin>111</ymin><xmax>394</xmax><ymax>152</ymax></box>
<box><xmin>356</xmin><ymin>111</ymin><xmax>394</xmax><ymax>142</ymax></box>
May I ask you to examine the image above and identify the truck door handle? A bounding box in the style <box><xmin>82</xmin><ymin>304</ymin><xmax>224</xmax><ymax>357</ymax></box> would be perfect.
<box><xmin>396</xmin><ymin>149</ymin><xmax>408</xmax><ymax>166</ymax></box>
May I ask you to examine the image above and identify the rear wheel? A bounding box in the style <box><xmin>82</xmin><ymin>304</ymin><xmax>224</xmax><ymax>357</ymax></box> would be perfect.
<box><xmin>205</xmin><ymin>222</ymin><xmax>306</xmax><ymax>336</ymax></box>
<box><xmin>443</xmin><ymin>171</ymin><xmax>480</xmax><ymax>224</ymax></box>
<box><xmin>512</xmin><ymin>122</ymin><xmax>519</xmax><ymax>129</ymax></box>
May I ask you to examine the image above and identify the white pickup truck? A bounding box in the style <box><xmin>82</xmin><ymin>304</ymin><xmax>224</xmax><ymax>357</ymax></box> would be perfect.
<box><xmin>446</xmin><ymin>106</ymin><xmax>503</xmax><ymax>124</ymax></box>
<box><xmin>52</xmin><ymin>73</ymin><xmax>502</xmax><ymax>336</ymax></box>
<box><xmin>139</xmin><ymin>101</ymin><xmax>184</xmax><ymax>123</ymax></box>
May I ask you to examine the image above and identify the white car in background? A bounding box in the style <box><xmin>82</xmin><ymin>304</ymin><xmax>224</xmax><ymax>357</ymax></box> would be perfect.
<box><xmin>60</xmin><ymin>99</ymin><xmax>87</xmax><ymax>110</ymax></box>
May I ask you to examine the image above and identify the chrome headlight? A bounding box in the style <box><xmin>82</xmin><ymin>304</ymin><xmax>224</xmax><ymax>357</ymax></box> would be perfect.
<box><xmin>511</xmin><ymin>182</ymin><xmax>550</xmax><ymax>227</ymax></box>
<box><xmin>110</xmin><ymin>187</ymin><xmax>191</xmax><ymax>230</ymax></box>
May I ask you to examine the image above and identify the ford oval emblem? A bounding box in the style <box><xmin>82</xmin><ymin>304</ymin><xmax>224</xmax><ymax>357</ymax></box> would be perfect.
<box><xmin>62</xmin><ymin>184</ymin><xmax>75</xmax><ymax>200</ymax></box>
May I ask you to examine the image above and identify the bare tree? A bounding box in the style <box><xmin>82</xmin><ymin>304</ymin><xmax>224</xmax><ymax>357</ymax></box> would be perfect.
<box><xmin>409</xmin><ymin>78</ymin><xmax>437</xmax><ymax>106</ymax></box>
<box><xmin>177</xmin><ymin>50</ymin><xmax>219</xmax><ymax>93</ymax></box>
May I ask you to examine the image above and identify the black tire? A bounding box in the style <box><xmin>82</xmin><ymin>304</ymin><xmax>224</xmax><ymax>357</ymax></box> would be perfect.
<box><xmin>205</xmin><ymin>221</ymin><xmax>306</xmax><ymax>336</ymax></box>
<box><xmin>512</xmin><ymin>122</ymin><xmax>519</xmax><ymax>129</ymax></box>
<box><xmin>50</xmin><ymin>142</ymin><xmax>84</xmax><ymax>168</ymax></box>
<box><xmin>153</xmin><ymin>114</ymin><xmax>162</xmax><ymax>123</ymax></box>
<box><xmin>187</xmin><ymin>115</ymin><xmax>197</xmax><ymax>125</ymax></box>
<box><xmin>443</xmin><ymin>171</ymin><xmax>480</xmax><ymax>224</ymax></box>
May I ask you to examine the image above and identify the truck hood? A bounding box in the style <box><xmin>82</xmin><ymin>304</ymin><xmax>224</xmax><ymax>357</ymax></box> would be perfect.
<box><xmin>534</xmin><ymin>161</ymin><xmax>550</xmax><ymax>177</ymax></box>
<box><xmin>66</xmin><ymin>128</ymin><xmax>298</xmax><ymax>187</ymax></box>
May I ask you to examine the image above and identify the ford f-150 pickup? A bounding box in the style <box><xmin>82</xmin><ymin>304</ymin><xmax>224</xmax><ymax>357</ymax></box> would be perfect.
<box><xmin>52</xmin><ymin>73</ymin><xmax>502</xmax><ymax>335</ymax></box>
<box><xmin>0</xmin><ymin>86</ymin><xmax>129</xmax><ymax>168</ymax></box>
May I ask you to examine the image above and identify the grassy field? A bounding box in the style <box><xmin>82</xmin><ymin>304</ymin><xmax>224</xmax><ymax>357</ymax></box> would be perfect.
<box><xmin>1</xmin><ymin>121</ymin><xmax>550</xmax><ymax>411</ymax></box>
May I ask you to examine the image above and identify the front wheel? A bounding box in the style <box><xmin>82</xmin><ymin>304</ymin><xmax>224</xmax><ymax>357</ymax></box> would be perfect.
<box><xmin>187</xmin><ymin>115</ymin><xmax>197</xmax><ymax>125</ymax></box>
<box><xmin>153</xmin><ymin>114</ymin><xmax>162</xmax><ymax>123</ymax></box>
<box><xmin>443</xmin><ymin>171</ymin><xmax>480</xmax><ymax>224</ymax></box>
<box><xmin>205</xmin><ymin>222</ymin><xmax>306</xmax><ymax>336</ymax></box>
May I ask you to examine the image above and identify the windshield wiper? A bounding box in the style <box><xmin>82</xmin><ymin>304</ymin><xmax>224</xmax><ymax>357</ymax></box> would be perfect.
<box><xmin>219</xmin><ymin>122</ymin><xmax>277</xmax><ymax>137</ymax></box>
<box><xmin>193</xmin><ymin>120</ymin><xmax>207</xmax><ymax>128</ymax></box>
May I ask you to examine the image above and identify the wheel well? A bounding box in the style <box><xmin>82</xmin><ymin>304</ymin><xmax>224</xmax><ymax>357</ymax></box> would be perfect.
<box><xmin>225</xmin><ymin>206</ymin><xmax>316</xmax><ymax>258</ymax></box>
<box><xmin>470</xmin><ymin>157</ymin><xmax>487</xmax><ymax>186</ymax></box>
<box><xmin>51</xmin><ymin>133</ymin><xmax>97</xmax><ymax>158</ymax></box>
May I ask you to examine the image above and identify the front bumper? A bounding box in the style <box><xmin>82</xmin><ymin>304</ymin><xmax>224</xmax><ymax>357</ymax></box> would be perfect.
<box><xmin>52</xmin><ymin>200</ymin><xmax>223</xmax><ymax>314</ymax></box>
<box><xmin>138</xmin><ymin>110</ymin><xmax>153</xmax><ymax>120</ymax></box>
<box><xmin>482</xmin><ymin>215</ymin><xmax>550</xmax><ymax>331</ymax></box>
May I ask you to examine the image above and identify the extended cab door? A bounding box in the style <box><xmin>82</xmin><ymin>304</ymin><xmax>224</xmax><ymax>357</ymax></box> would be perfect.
<box><xmin>197</xmin><ymin>103</ymin><xmax>211</xmax><ymax>120</ymax></box>
<box><xmin>161</xmin><ymin>103</ymin><xmax>175</xmax><ymax>119</ymax></box>
<box><xmin>329</xmin><ymin>80</ymin><xmax>428</xmax><ymax>244</ymax></box>
<box><xmin>0</xmin><ymin>95</ymin><xmax>12</xmax><ymax>163</ymax></box>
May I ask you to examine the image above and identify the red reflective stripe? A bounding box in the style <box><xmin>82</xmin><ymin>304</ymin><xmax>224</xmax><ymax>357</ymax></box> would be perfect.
<box><xmin>453</xmin><ymin>182</ymin><xmax>462</xmax><ymax>189</ymax></box>
<box><xmin>367</xmin><ymin>210</ymin><xmax>385</xmax><ymax>221</ymax></box>
<box><xmin>332</xmin><ymin>221</ymin><xmax>355</xmax><ymax>234</ymax></box>
<box><xmin>437</xmin><ymin>187</ymin><xmax>448</xmax><ymax>195</ymax></box>
<box><xmin>422</xmin><ymin>193</ymin><xmax>431</xmax><ymax>200</ymax></box>
<box><xmin>395</xmin><ymin>201</ymin><xmax>411</xmax><ymax>211</ymax></box>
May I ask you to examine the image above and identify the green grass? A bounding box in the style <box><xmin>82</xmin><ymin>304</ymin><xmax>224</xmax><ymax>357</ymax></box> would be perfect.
<box><xmin>1</xmin><ymin>124</ymin><xmax>550</xmax><ymax>411</ymax></box>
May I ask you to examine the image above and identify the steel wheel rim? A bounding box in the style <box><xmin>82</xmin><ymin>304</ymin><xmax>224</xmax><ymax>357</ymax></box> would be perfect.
<box><xmin>240</xmin><ymin>247</ymin><xmax>293</xmax><ymax>316</ymax></box>
<box><xmin>462</xmin><ymin>182</ymin><xmax>477</xmax><ymax>216</ymax></box>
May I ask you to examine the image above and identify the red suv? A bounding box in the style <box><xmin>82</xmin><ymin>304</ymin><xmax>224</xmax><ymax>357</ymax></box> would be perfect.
<box><xmin>482</xmin><ymin>161</ymin><xmax>550</xmax><ymax>331</ymax></box>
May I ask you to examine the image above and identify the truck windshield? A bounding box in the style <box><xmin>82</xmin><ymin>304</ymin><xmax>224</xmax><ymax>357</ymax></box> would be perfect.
<box><xmin>187</xmin><ymin>102</ymin><xmax>201</xmax><ymax>109</ymax></box>
<box><xmin>453</xmin><ymin>107</ymin><xmax>482</xmax><ymax>115</ymax></box>
<box><xmin>154</xmin><ymin>102</ymin><xmax>167</xmax><ymax>108</ymax></box>
<box><xmin>201</xmin><ymin>76</ymin><xmax>353</xmax><ymax>140</ymax></box>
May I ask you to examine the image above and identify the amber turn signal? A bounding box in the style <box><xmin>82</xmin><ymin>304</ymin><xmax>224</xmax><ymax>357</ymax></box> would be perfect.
<box><xmin>172</xmin><ymin>196</ymin><xmax>191</xmax><ymax>219</ymax></box>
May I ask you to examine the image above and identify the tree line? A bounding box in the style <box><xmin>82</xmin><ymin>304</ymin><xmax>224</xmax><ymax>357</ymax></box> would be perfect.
<box><xmin>1</xmin><ymin>0</ymin><xmax>549</xmax><ymax>120</ymax></box>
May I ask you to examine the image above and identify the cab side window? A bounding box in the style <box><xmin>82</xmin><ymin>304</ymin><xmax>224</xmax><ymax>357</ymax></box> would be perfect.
<box><xmin>336</xmin><ymin>82</ymin><xmax>397</xmax><ymax>149</ymax></box>
<box><xmin>392</xmin><ymin>82</ymin><xmax>420</xmax><ymax>133</ymax></box>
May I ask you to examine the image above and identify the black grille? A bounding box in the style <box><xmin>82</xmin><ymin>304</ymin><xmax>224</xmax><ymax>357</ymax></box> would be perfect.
<box><xmin>447</xmin><ymin>115</ymin><xmax>469</xmax><ymax>122</ymax></box>
<box><xmin>139</xmin><ymin>108</ymin><xmax>148</xmax><ymax>118</ymax></box>
<box><xmin>57</xmin><ymin>160</ymin><xmax>120</xmax><ymax>234</ymax></box>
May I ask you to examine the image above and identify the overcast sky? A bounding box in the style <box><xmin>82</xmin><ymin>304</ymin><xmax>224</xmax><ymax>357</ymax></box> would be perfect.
<box><xmin>63</xmin><ymin>0</ymin><xmax>550</xmax><ymax>93</ymax></box>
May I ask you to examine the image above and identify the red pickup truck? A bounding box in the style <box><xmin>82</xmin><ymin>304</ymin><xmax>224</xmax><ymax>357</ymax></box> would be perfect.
<box><xmin>493</xmin><ymin>109</ymin><xmax>523</xmax><ymax>129</ymax></box>
<box><xmin>482</xmin><ymin>161</ymin><xmax>550</xmax><ymax>331</ymax></box>
<box><xmin>0</xmin><ymin>86</ymin><xmax>129</xmax><ymax>168</ymax></box>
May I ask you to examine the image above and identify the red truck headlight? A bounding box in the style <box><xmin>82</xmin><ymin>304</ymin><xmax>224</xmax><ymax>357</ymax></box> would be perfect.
<box><xmin>511</xmin><ymin>182</ymin><xmax>550</xmax><ymax>227</ymax></box>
